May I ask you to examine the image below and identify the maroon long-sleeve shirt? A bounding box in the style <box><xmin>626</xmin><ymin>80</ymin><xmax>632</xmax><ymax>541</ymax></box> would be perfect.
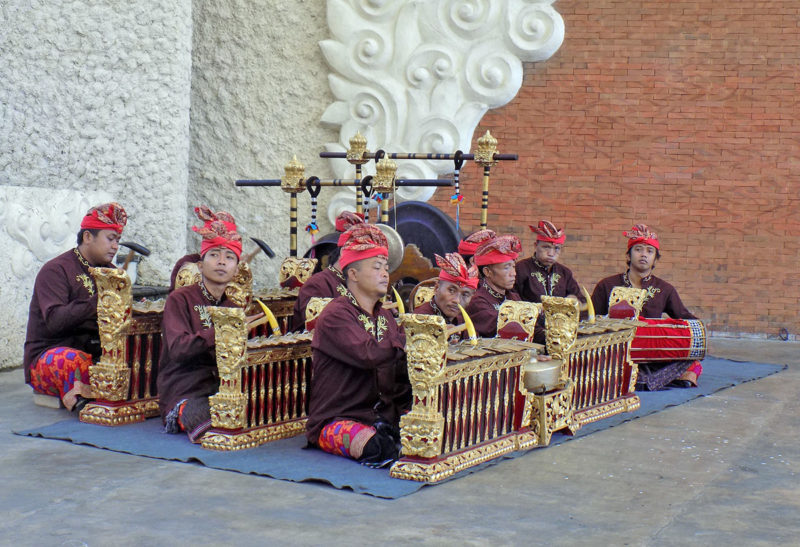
<box><xmin>591</xmin><ymin>272</ymin><xmax>697</xmax><ymax>320</ymax></box>
<box><xmin>306</xmin><ymin>293</ymin><xmax>410</xmax><ymax>443</ymax></box>
<box><xmin>465</xmin><ymin>280</ymin><xmax>521</xmax><ymax>338</ymax></box>
<box><xmin>23</xmin><ymin>249</ymin><xmax>112</xmax><ymax>383</ymax></box>
<box><xmin>157</xmin><ymin>283</ymin><xmax>240</xmax><ymax>418</ymax></box>
<box><xmin>290</xmin><ymin>266</ymin><xmax>346</xmax><ymax>332</ymax></box>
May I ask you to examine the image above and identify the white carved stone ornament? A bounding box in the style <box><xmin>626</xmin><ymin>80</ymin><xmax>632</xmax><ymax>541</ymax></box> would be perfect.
<box><xmin>320</xmin><ymin>0</ymin><xmax>564</xmax><ymax>222</ymax></box>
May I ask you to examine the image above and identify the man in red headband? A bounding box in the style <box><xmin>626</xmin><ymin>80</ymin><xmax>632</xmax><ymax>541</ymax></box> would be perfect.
<box><xmin>465</xmin><ymin>234</ymin><xmax>522</xmax><ymax>338</ymax></box>
<box><xmin>306</xmin><ymin>223</ymin><xmax>410</xmax><ymax>467</ymax></box>
<box><xmin>515</xmin><ymin>220</ymin><xmax>585</xmax><ymax>304</ymax></box>
<box><xmin>290</xmin><ymin>210</ymin><xmax>364</xmax><ymax>331</ymax></box>
<box><xmin>592</xmin><ymin>224</ymin><xmax>701</xmax><ymax>389</ymax></box>
<box><xmin>24</xmin><ymin>202</ymin><xmax>127</xmax><ymax>412</ymax></box>
<box><xmin>158</xmin><ymin>206</ymin><xmax>259</xmax><ymax>442</ymax></box>
<box><xmin>458</xmin><ymin>229</ymin><xmax>496</xmax><ymax>265</ymax></box>
<box><xmin>414</xmin><ymin>253</ymin><xmax>478</xmax><ymax>340</ymax></box>
<box><xmin>514</xmin><ymin>221</ymin><xmax>585</xmax><ymax>343</ymax></box>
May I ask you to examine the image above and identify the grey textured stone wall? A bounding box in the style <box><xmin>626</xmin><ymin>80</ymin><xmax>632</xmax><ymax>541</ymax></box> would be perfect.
<box><xmin>0</xmin><ymin>0</ymin><xmax>193</xmax><ymax>368</ymax></box>
<box><xmin>188</xmin><ymin>0</ymin><xmax>338</xmax><ymax>288</ymax></box>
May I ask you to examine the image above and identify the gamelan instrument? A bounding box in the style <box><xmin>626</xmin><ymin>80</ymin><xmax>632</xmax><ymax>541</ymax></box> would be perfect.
<box><xmin>629</xmin><ymin>317</ymin><xmax>707</xmax><ymax>363</ymax></box>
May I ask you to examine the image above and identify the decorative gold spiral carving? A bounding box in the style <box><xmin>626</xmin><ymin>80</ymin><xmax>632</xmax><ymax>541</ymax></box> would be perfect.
<box><xmin>175</xmin><ymin>262</ymin><xmax>201</xmax><ymax>289</ymax></box>
<box><xmin>412</xmin><ymin>286</ymin><xmax>435</xmax><ymax>310</ymax></box>
<box><xmin>304</xmin><ymin>297</ymin><xmax>333</xmax><ymax>329</ymax></box>
<box><xmin>208</xmin><ymin>307</ymin><xmax>248</xmax><ymax>429</ymax></box>
<box><xmin>281</xmin><ymin>155</ymin><xmax>306</xmax><ymax>193</ymax></box>
<box><xmin>397</xmin><ymin>313</ymin><xmax>448</xmax><ymax>458</ymax></box>
<box><xmin>541</xmin><ymin>295</ymin><xmax>580</xmax><ymax>359</ymax></box>
<box><xmin>89</xmin><ymin>267</ymin><xmax>133</xmax><ymax>401</ymax></box>
<box><xmin>278</xmin><ymin>257</ymin><xmax>318</xmax><ymax>287</ymax></box>
<box><xmin>225</xmin><ymin>262</ymin><xmax>253</xmax><ymax>308</ymax></box>
<box><xmin>609</xmin><ymin>286</ymin><xmax>648</xmax><ymax>316</ymax></box>
<box><xmin>497</xmin><ymin>300</ymin><xmax>542</xmax><ymax>341</ymax></box>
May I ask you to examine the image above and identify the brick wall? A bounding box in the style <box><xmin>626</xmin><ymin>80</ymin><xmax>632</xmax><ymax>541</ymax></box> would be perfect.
<box><xmin>429</xmin><ymin>0</ymin><xmax>800</xmax><ymax>337</ymax></box>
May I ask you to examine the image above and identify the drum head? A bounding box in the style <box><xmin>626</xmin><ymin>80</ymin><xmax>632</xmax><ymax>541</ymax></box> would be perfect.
<box><xmin>387</xmin><ymin>201</ymin><xmax>462</xmax><ymax>261</ymax></box>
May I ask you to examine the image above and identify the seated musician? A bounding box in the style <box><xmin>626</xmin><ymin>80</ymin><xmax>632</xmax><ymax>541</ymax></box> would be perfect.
<box><xmin>515</xmin><ymin>221</ymin><xmax>584</xmax><ymax>304</ymax></box>
<box><xmin>290</xmin><ymin>210</ymin><xmax>364</xmax><ymax>331</ymax></box>
<box><xmin>158</xmin><ymin>207</ymin><xmax>261</xmax><ymax>442</ymax></box>
<box><xmin>465</xmin><ymin>234</ymin><xmax>522</xmax><ymax>338</ymax></box>
<box><xmin>515</xmin><ymin>221</ymin><xmax>585</xmax><ymax>343</ymax></box>
<box><xmin>591</xmin><ymin>224</ymin><xmax>702</xmax><ymax>389</ymax></box>
<box><xmin>457</xmin><ymin>229</ymin><xmax>496</xmax><ymax>265</ymax></box>
<box><xmin>306</xmin><ymin>224</ymin><xmax>410</xmax><ymax>467</ymax></box>
<box><xmin>24</xmin><ymin>203</ymin><xmax>128</xmax><ymax>412</ymax></box>
<box><xmin>414</xmin><ymin>253</ymin><xmax>478</xmax><ymax>341</ymax></box>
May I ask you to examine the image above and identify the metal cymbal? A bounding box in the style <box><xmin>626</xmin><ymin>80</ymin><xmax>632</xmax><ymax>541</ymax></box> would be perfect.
<box><xmin>375</xmin><ymin>223</ymin><xmax>405</xmax><ymax>273</ymax></box>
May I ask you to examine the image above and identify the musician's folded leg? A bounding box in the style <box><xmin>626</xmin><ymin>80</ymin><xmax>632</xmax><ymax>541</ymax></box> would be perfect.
<box><xmin>29</xmin><ymin>347</ymin><xmax>95</xmax><ymax>411</ymax></box>
<box><xmin>164</xmin><ymin>397</ymin><xmax>212</xmax><ymax>443</ymax></box>
<box><xmin>675</xmin><ymin>360</ymin><xmax>703</xmax><ymax>387</ymax></box>
<box><xmin>637</xmin><ymin>360</ymin><xmax>696</xmax><ymax>391</ymax></box>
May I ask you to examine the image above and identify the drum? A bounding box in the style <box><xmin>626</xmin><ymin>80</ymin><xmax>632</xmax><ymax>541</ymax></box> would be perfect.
<box><xmin>630</xmin><ymin>318</ymin><xmax>706</xmax><ymax>363</ymax></box>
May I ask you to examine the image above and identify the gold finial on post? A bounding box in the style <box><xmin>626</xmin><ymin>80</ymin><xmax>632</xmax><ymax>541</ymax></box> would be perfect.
<box><xmin>474</xmin><ymin>131</ymin><xmax>499</xmax><ymax>229</ymax></box>
<box><xmin>281</xmin><ymin>155</ymin><xmax>306</xmax><ymax>194</ymax></box>
<box><xmin>347</xmin><ymin>132</ymin><xmax>369</xmax><ymax>215</ymax></box>
<box><xmin>474</xmin><ymin>131</ymin><xmax>498</xmax><ymax>167</ymax></box>
<box><xmin>281</xmin><ymin>156</ymin><xmax>305</xmax><ymax>257</ymax></box>
<box><xmin>373</xmin><ymin>156</ymin><xmax>397</xmax><ymax>193</ymax></box>
<box><xmin>346</xmin><ymin>132</ymin><xmax>369</xmax><ymax>165</ymax></box>
<box><xmin>373</xmin><ymin>156</ymin><xmax>397</xmax><ymax>223</ymax></box>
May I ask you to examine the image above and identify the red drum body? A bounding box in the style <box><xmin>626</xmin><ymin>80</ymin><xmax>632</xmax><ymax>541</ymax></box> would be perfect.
<box><xmin>631</xmin><ymin>318</ymin><xmax>706</xmax><ymax>363</ymax></box>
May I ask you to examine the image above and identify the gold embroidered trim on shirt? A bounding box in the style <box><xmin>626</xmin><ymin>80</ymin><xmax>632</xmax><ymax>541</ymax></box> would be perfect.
<box><xmin>328</xmin><ymin>265</ymin><xmax>346</xmax><ymax>283</ymax></box>
<box><xmin>73</xmin><ymin>248</ymin><xmax>91</xmax><ymax>268</ymax></box>
<box><xmin>482</xmin><ymin>279</ymin><xmax>505</xmax><ymax>300</ymax></box>
<box><xmin>622</xmin><ymin>271</ymin><xmax>660</xmax><ymax>304</ymax></box>
<box><xmin>356</xmin><ymin>313</ymin><xmax>388</xmax><ymax>341</ymax></box>
<box><xmin>75</xmin><ymin>273</ymin><xmax>95</xmax><ymax>296</ymax></box>
<box><xmin>336</xmin><ymin>284</ymin><xmax>359</xmax><ymax>307</ymax></box>
<box><xmin>194</xmin><ymin>305</ymin><xmax>213</xmax><ymax>329</ymax></box>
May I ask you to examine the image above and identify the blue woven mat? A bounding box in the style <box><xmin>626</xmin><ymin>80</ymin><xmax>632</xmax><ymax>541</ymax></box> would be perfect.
<box><xmin>14</xmin><ymin>357</ymin><xmax>786</xmax><ymax>498</ymax></box>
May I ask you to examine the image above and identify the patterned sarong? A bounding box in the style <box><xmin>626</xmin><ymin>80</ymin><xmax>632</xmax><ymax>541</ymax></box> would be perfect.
<box><xmin>318</xmin><ymin>420</ymin><xmax>376</xmax><ymax>460</ymax></box>
<box><xmin>29</xmin><ymin>347</ymin><xmax>94</xmax><ymax>409</ymax></box>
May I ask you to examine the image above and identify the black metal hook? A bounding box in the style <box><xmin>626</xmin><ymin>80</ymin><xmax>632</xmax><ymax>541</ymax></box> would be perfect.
<box><xmin>305</xmin><ymin>176</ymin><xmax>322</xmax><ymax>198</ymax></box>
<box><xmin>453</xmin><ymin>150</ymin><xmax>465</xmax><ymax>171</ymax></box>
<box><xmin>361</xmin><ymin>175</ymin><xmax>374</xmax><ymax>197</ymax></box>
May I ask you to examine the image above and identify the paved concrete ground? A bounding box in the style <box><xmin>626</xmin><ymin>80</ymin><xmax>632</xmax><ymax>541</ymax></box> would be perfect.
<box><xmin>1</xmin><ymin>337</ymin><xmax>797</xmax><ymax>546</ymax></box>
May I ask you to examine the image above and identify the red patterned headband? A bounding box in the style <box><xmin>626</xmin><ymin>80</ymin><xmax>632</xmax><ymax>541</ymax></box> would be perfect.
<box><xmin>474</xmin><ymin>235</ymin><xmax>521</xmax><ymax>266</ymax></box>
<box><xmin>192</xmin><ymin>206</ymin><xmax>242</xmax><ymax>258</ymax></box>
<box><xmin>624</xmin><ymin>223</ymin><xmax>659</xmax><ymax>250</ymax></box>
<box><xmin>80</xmin><ymin>202</ymin><xmax>127</xmax><ymax>233</ymax></box>
<box><xmin>530</xmin><ymin>220</ymin><xmax>565</xmax><ymax>244</ymax></box>
<box><xmin>339</xmin><ymin>224</ymin><xmax>389</xmax><ymax>270</ymax></box>
<box><xmin>458</xmin><ymin>229</ymin><xmax>497</xmax><ymax>256</ymax></box>
<box><xmin>435</xmin><ymin>253</ymin><xmax>479</xmax><ymax>289</ymax></box>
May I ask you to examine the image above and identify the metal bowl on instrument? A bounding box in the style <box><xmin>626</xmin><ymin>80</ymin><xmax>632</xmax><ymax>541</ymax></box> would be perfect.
<box><xmin>523</xmin><ymin>355</ymin><xmax>563</xmax><ymax>394</ymax></box>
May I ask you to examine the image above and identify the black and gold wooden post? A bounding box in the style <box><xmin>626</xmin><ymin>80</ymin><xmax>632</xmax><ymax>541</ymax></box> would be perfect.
<box><xmin>372</xmin><ymin>155</ymin><xmax>397</xmax><ymax>225</ymax></box>
<box><xmin>474</xmin><ymin>131</ymin><xmax>499</xmax><ymax>230</ymax></box>
<box><xmin>281</xmin><ymin>156</ymin><xmax>306</xmax><ymax>257</ymax></box>
<box><xmin>346</xmin><ymin>132</ymin><xmax>369</xmax><ymax>216</ymax></box>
